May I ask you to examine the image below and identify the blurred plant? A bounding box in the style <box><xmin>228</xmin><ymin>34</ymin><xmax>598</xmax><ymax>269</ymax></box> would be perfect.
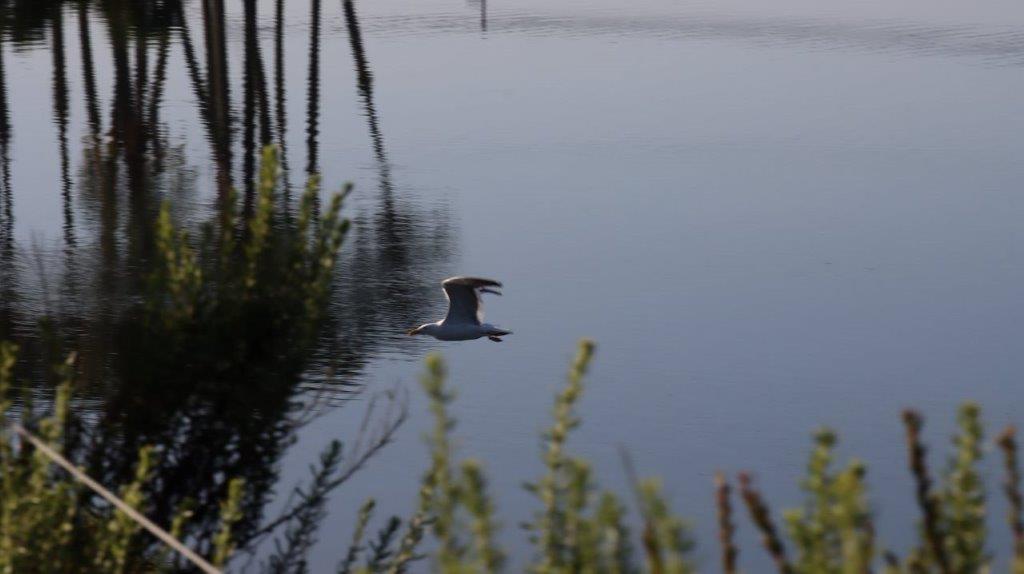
<box><xmin>998</xmin><ymin>426</ymin><xmax>1024</xmax><ymax>573</ymax></box>
<box><xmin>150</xmin><ymin>146</ymin><xmax>350</xmax><ymax>346</ymax></box>
<box><xmin>0</xmin><ymin>343</ymin><xmax>242</xmax><ymax>573</ymax></box>
<box><xmin>7</xmin><ymin>336</ymin><xmax>1024</xmax><ymax>573</ymax></box>
<box><xmin>733</xmin><ymin>402</ymin><xmax>1017</xmax><ymax>574</ymax></box>
<box><xmin>778</xmin><ymin>428</ymin><xmax>874</xmax><ymax>574</ymax></box>
<box><xmin>318</xmin><ymin>340</ymin><xmax>690</xmax><ymax>574</ymax></box>
<box><xmin>715</xmin><ymin>472</ymin><xmax>739</xmax><ymax>574</ymax></box>
<box><xmin>521</xmin><ymin>339</ymin><xmax>687</xmax><ymax>574</ymax></box>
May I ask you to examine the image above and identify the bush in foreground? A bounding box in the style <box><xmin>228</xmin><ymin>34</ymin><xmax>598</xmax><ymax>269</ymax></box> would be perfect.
<box><xmin>3</xmin><ymin>339</ymin><xmax>1024</xmax><ymax>573</ymax></box>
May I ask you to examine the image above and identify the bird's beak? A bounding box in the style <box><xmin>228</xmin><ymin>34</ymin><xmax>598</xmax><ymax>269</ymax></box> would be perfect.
<box><xmin>481</xmin><ymin>288</ymin><xmax>502</xmax><ymax>296</ymax></box>
<box><xmin>407</xmin><ymin>328</ymin><xmax>419</xmax><ymax>336</ymax></box>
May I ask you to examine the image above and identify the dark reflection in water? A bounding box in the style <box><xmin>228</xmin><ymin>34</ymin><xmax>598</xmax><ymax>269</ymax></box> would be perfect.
<box><xmin>0</xmin><ymin>35</ymin><xmax>10</xmax><ymax>277</ymax></box>
<box><xmin>0</xmin><ymin>53</ymin><xmax>10</xmax><ymax>357</ymax></box>
<box><xmin>467</xmin><ymin>0</ymin><xmax>487</xmax><ymax>33</ymax></box>
<box><xmin>306</xmin><ymin>0</ymin><xmax>321</xmax><ymax>181</ymax></box>
<box><xmin>272</xmin><ymin>0</ymin><xmax>290</xmax><ymax>205</ymax></box>
<box><xmin>328</xmin><ymin>0</ymin><xmax>457</xmax><ymax>383</ymax></box>
<box><xmin>50</xmin><ymin>5</ymin><xmax>74</xmax><ymax>251</ymax></box>
<box><xmin>0</xmin><ymin>0</ymin><xmax>454</xmax><ymax>560</ymax></box>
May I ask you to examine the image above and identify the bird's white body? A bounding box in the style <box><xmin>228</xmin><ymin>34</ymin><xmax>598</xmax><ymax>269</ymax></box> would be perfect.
<box><xmin>409</xmin><ymin>277</ymin><xmax>512</xmax><ymax>342</ymax></box>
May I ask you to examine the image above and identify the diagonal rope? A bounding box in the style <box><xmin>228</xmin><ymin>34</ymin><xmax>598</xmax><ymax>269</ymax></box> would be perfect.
<box><xmin>10</xmin><ymin>423</ymin><xmax>222</xmax><ymax>574</ymax></box>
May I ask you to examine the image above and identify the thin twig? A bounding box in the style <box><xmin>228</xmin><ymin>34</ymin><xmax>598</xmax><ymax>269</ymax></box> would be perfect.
<box><xmin>998</xmin><ymin>426</ymin><xmax>1024</xmax><ymax>563</ymax></box>
<box><xmin>618</xmin><ymin>447</ymin><xmax>646</xmax><ymax>517</ymax></box>
<box><xmin>738</xmin><ymin>472</ymin><xmax>792</xmax><ymax>574</ymax></box>
<box><xmin>245</xmin><ymin>391</ymin><xmax>407</xmax><ymax>543</ymax></box>
<box><xmin>715</xmin><ymin>472</ymin><xmax>739</xmax><ymax>574</ymax></box>
<box><xmin>901</xmin><ymin>409</ymin><xmax>951</xmax><ymax>574</ymax></box>
<box><xmin>10</xmin><ymin>423</ymin><xmax>221</xmax><ymax>574</ymax></box>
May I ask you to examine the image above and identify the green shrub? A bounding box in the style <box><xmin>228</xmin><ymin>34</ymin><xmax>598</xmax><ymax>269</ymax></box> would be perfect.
<box><xmin>0</xmin><ymin>342</ymin><xmax>244</xmax><ymax>573</ymax></box>
<box><xmin>149</xmin><ymin>145</ymin><xmax>350</xmax><ymax>344</ymax></box>
<box><xmin>5</xmin><ymin>338</ymin><xmax>1024</xmax><ymax>573</ymax></box>
<box><xmin>291</xmin><ymin>340</ymin><xmax>691</xmax><ymax>574</ymax></box>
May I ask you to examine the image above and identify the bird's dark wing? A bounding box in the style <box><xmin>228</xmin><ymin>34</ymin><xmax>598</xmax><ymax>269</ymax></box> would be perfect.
<box><xmin>443</xmin><ymin>277</ymin><xmax>502</xmax><ymax>290</ymax></box>
<box><xmin>442</xmin><ymin>277</ymin><xmax>502</xmax><ymax>325</ymax></box>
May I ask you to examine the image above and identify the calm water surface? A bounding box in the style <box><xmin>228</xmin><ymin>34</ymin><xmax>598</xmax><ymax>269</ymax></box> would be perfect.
<box><xmin>1</xmin><ymin>0</ymin><xmax>1023</xmax><ymax>569</ymax></box>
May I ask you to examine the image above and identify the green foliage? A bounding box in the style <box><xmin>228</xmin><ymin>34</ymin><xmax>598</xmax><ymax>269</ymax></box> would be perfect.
<box><xmin>415</xmin><ymin>353</ymin><xmax>506</xmax><ymax>572</ymax></box>
<box><xmin>462</xmin><ymin>459</ymin><xmax>504</xmax><ymax>572</ymax></box>
<box><xmin>737</xmin><ymin>403</ymin><xmax>1012</xmax><ymax>574</ymax></box>
<box><xmin>941</xmin><ymin>403</ymin><xmax>987</xmax><ymax>572</ymax></box>
<box><xmin>319</xmin><ymin>340</ymin><xmax>686</xmax><ymax>574</ymax></box>
<box><xmin>532</xmin><ymin>341</ymin><xmax>594</xmax><ymax>570</ymax></box>
<box><xmin>213</xmin><ymin>477</ymin><xmax>247</xmax><ymax>568</ymax></box>
<box><xmin>521</xmin><ymin>339</ymin><xmax>686</xmax><ymax>574</ymax></box>
<box><xmin>95</xmin><ymin>445</ymin><xmax>157</xmax><ymax>572</ymax></box>
<box><xmin>337</xmin><ymin>498</ymin><xmax>378</xmax><ymax>573</ymax></box>
<box><xmin>154</xmin><ymin>201</ymin><xmax>203</xmax><ymax>327</ymax></box>
<box><xmin>593</xmin><ymin>490</ymin><xmax>637</xmax><ymax>574</ymax></box>
<box><xmin>8</xmin><ymin>336</ymin><xmax>1024</xmax><ymax>574</ymax></box>
<box><xmin>0</xmin><ymin>142</ymin><xmax>361</xmax><ymax>572</ymax></box>
<box><xmin>150</xmin><ymin>145</ymin><xmax>351</xmax><ymax>346</ymax></box>
<box><xmin>245</xmin><ymin>147</ymin><xmax>280</xmax><ymax>292</ymax></box>
<box><xmin>0</xmin><ymin>343</ymin><xmax>85</xmax><ymax>573</ymax></box>
<box><xmin>387</xmin><ymin>512</ymin><xmax>428</xmax><ymax>574</ymax></box>
<box><xmin>0</xmin><ymin>344</ymin><xmax>256</xmax><ymax>573</ymax></box>
<box><xmin>636</xmin><ymin>478</ymin><xmax>694</xmax><ymax>574</ymax></box>
<box><xmin>419</xmin><ymin>354</ymin><xmax>463</xmax><ymax>567</ymax></box>
<box><xmin>782</xmin><ymin>429</ymin><xmax>873</xmax><ymax>574</ymax></box>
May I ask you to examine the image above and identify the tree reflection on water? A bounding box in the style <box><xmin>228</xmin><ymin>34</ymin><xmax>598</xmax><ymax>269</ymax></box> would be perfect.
<box><xmin>0</xmin><ymin>0</ymin><xmax>453</xmax><ymax>561</ymax></box>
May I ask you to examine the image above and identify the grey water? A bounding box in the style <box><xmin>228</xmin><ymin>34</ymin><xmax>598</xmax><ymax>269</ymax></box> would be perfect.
<box><xmin>1</xmin><ymin>0</ymin><xmax>1023</xmax><ymax>570</ymax></box>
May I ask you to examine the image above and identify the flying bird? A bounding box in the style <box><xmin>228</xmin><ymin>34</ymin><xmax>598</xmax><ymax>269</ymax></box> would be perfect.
<box><xmin>408</xmin><ymin>277</ymin><xmax>513</xmax><ymax>342</ymax></box>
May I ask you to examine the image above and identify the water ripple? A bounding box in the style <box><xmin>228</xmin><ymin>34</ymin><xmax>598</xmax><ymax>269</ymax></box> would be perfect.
<box><xmin>350</xmin><ymin>10</ymin><xmax>1024</xmax><ymax>66</ymax></box>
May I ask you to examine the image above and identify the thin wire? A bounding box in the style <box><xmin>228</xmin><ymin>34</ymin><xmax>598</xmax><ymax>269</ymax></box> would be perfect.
<box><xmin>10</xmin><ymin>423</ymin><xmax>222</xmax><ymax>574</ymax></box>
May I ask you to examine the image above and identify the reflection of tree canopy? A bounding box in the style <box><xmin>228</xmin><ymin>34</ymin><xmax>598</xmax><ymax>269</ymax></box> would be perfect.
<box><xmin>0</xmin><ymin>0</ymin><xmax>455</xmax><ymax>560</ymax></box>
<box><xmin>0</xmin><ymin>0</ymin><xmax>61</xmax><ymax>45</ymax></box>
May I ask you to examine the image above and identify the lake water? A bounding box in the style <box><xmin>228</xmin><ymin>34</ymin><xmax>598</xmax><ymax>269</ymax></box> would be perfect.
<box><xmin>1</xmin><ymin>0</ymin><xmax>1023</xmax><ymax>570</ymax></box>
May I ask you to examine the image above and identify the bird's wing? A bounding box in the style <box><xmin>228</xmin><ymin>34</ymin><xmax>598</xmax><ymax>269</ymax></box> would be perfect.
<box><xmin>442</xmin><ymin>277</ymin><xmax>502</xmax><ymax>325</ymax></box>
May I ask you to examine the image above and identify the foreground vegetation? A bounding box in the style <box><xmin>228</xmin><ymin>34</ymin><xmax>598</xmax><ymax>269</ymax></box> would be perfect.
<box><xmin>3</xmin><ymin>336</ymin><xmax>1024</xmax><ymax>572</ymax></box>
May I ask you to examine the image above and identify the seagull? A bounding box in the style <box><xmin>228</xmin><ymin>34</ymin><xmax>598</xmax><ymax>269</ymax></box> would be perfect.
<box><xmin>407</xmin><ymin>277</ymin><xmax>513</xmax><ymax>342</ymax></box>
